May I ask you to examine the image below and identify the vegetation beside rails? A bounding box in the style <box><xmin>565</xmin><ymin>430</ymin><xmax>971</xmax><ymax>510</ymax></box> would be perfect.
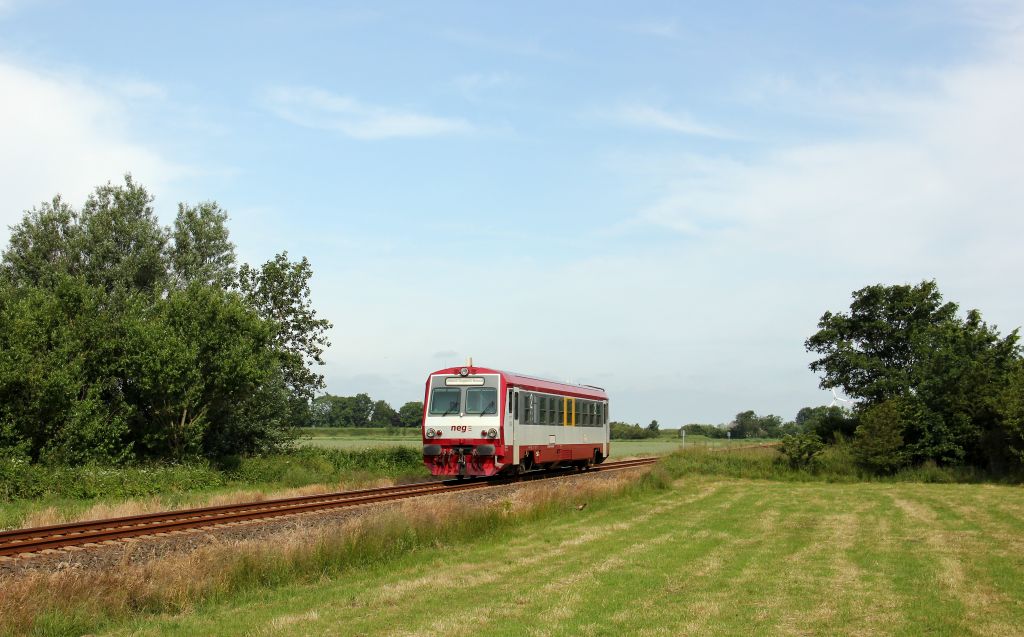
<box><xmin>663</xmin><ymin>444</ymin><xmax>1016</xmax><ymax>483</ymax></box>
<box><xmin>0</xmin><ymin>447</ymin><xmax>425</xmax><ymax>530</ymax></box>
<box><xmin>0</xmin><ymin>466</ymin><xmax>664</xmax><ymax>637</ymax></box>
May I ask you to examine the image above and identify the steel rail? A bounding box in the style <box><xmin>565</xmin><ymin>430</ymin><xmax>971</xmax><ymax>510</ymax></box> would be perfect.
<box><xmin>0</xmin><ymin>479</ymin><xmax>454</xmax><ymax>544</ymax></box>
<box><xmin>0</xmin><ymin>457</ymin><xmax>657</xmax><ymax>558</ymax></box>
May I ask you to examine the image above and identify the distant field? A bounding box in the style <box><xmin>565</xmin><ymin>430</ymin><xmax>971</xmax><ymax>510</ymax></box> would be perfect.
<box><xmin>296</xmin><ymin>427</ymin><xmax>420</xmax><ymax>439</ymax></box>
<box><xmin>298</xmin><ymin>437</ymin><xmax>683</xmax><ymax>456</ymax></box>
<box><xmin>109</xmin><ymin>475</ymin><xmax>1024</xmax><ymax>636</ymax></box>
<box><xmin>297</xmin><ymin>430</ymin><xmax>768</xmax><ymax>457</ymax></box>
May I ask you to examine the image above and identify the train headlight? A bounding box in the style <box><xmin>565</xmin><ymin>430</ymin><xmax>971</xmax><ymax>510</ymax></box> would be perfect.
<box><xmin>426</xmin><ymin>428</ymin><xmax>435</xmax><ymax>438</ymax></box>
<box><xmin>459</xmin><ymin>367</ymin><xmax>469</xmax><ymax>377</ymax></box>
<box><xmin>487</xmin><ymin>428</ymin><xmax>498</xmax><ymax>439</ymax></box>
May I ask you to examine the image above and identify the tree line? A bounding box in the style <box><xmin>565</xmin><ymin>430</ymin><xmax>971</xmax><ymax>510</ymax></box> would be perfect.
<box><xmin>610</xmin><ymin>420</ymin><xmax>661</xmax><ymax>439</ymax></box>
<box><xmin>0</xmin><ymin>177</ymin><xmax>331</xmax><ymax>465</ymax></box>
<box><xmin>800</xmin><ymin>280</ymin><xmax>1023</xmax><ymax>475</ymax></box>
<box><xmin>308</xmin><ymin>394</ymin><xmax>423</xmax><ymax>428</ymax></box>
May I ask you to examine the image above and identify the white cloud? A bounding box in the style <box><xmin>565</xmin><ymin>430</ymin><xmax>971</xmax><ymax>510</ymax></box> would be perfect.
<box><xmin>0</xmin><ymin>60</ymin><xmax>185</xmax><ymax>241</ymax></box>
<box><xmin>635</xmin><ymin>43</ymin><xmax>1024</xmax><ymax>283</ymax></box>
<box><xmin>265</xmin><ymin>87</ymin><xmax>473</xmax><ymax>140</ymax></box>
<box><xmin>613</xmin><ymin>105</ymin><xmax>736</xmax><ymax>139</ymax></box>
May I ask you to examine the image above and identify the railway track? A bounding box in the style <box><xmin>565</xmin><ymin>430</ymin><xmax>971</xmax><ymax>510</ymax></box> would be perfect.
<box><xmin>0</xmin><ymin>457</ymin><xmax>657</xmax><ymax>559</ymax></box>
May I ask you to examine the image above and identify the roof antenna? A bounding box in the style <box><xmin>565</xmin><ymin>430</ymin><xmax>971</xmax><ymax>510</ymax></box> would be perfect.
<box><xmin>829</xmin><ymin>388</ymin><xmax>852</xmax><ymax>408</ymax></box>
<box><xmin>466</xmin><ymin>356</ymin><xmax>474</xmax><ymax>371</ymax></box>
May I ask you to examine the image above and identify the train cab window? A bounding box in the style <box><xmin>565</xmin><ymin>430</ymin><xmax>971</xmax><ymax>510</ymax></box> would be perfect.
<box><xmin>429</xmin><ymin>388</ymin><xmax>461</xmax><ymax>415</ymax></box>
<box><xmin>465</xmin><ymin>388</ymin><xmax>498</xmax><ymax>415</ymax></box>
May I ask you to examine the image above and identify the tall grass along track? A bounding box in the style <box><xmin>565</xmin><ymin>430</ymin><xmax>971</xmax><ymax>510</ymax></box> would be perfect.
<box><xmin>0</xmin><ymin>458</ymin><xmax>656</xmax><ymax>560</ymax></box>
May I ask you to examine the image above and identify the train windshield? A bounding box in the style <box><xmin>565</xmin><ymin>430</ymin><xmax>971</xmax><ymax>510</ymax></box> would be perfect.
<box><xmin>429</xmin><ymin>388</ymin><xmax>461</xmax><ymax>415</ymax></box>
<box><xmin>465</xmin><ymin>387</ymin><xmax>497</xmax><ymax>415</ymax></box>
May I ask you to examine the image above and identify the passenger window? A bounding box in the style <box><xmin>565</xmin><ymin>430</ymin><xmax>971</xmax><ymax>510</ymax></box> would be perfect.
<box><xmin>557</xmin><ymin>398</ymin><xmax>564</xmax><ymax>426</ymax></box>
<box><xmin>596</xmin><ymin>403</ymin><xmax>603</xmax><ymax>426</ymax></box>
<box><xmin>508</xmin><ymin>389</ymin><xmax>513</xmax><ymax>413</ymax></box>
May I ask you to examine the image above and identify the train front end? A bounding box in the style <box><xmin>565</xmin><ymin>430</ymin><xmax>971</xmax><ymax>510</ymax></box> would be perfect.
<box><xmin>421</xmin><ymin>366</ymin><xmax>506</xmax><ymax>477</ymax></box>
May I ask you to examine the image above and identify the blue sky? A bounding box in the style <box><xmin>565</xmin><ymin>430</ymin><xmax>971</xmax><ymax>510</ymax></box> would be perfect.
<box><xmin>2</xmin><ymin>1</ymin><xmax>1023</xmax><ymax>425</ymax></box>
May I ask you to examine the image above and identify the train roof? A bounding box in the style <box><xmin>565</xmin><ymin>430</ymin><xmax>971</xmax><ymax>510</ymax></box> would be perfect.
<box><xmin>428</xmin><ymin>366</ymin><xmax>608</xmax><ymax>400</ymax></box>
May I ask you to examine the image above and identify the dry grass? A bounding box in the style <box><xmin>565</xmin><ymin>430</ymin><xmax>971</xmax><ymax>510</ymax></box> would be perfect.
<box><xmin>0</xmin><ymin>471</ymin><xmax>645</xmax><ymax>636</ymax></box>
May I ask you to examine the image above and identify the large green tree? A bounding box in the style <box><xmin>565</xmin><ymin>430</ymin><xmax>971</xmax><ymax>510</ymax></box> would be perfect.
<box><xmin>370</xmin><ymin>400</ymin><xmax>400</xmax><ymax>427</ymax></box>
<box><xmin>0</xmin><ymin>177</ymin><xmax>331</xmax><ymax>464</ymax></box>
<box><xmin>169</xmin><ymin>201</ymin><xmax>236</xmax><ymax>288</ymax></box>
<box><xmin>729</xmin><ymin>411</ymin><xmax>785</xmax><ymax>438</ymax></box>
<box><xmin>237</xmin><ymin>253</ymin><xmax>332</xmax><ymax>426</ymax></box>
<box><xmin>806</xmin><ymin>281</ymin><xmax>1021</xmax><ymax>470</ymax></box>
<box><xmin>398</xmin><ymin>401</ymin><xmax>424</xmax><ymax>428</ymax></box>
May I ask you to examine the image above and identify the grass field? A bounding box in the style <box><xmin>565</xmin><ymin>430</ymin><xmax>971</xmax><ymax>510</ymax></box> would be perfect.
<box><xmin>101</xmin><ymin>470</ymin><xmax>1024</xmax><ymax>636</ymax></box>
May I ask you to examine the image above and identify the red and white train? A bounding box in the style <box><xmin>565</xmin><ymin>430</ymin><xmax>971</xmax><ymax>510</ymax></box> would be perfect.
<box><xmin>421</xmin><ymin>364</ymin><xmax>610</xmax><ymax>477</ymax></box>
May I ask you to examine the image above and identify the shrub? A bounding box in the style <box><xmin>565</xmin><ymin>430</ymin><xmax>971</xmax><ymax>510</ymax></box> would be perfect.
<box><xmin>853</xmin><ymin>399</ymin><xmax>909</xmax><ymax>474</ymax></box>
<box><xmin>778</xmin><ymin>433</ymin><xmax>825</xmax><ymax>470</ymax></box>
